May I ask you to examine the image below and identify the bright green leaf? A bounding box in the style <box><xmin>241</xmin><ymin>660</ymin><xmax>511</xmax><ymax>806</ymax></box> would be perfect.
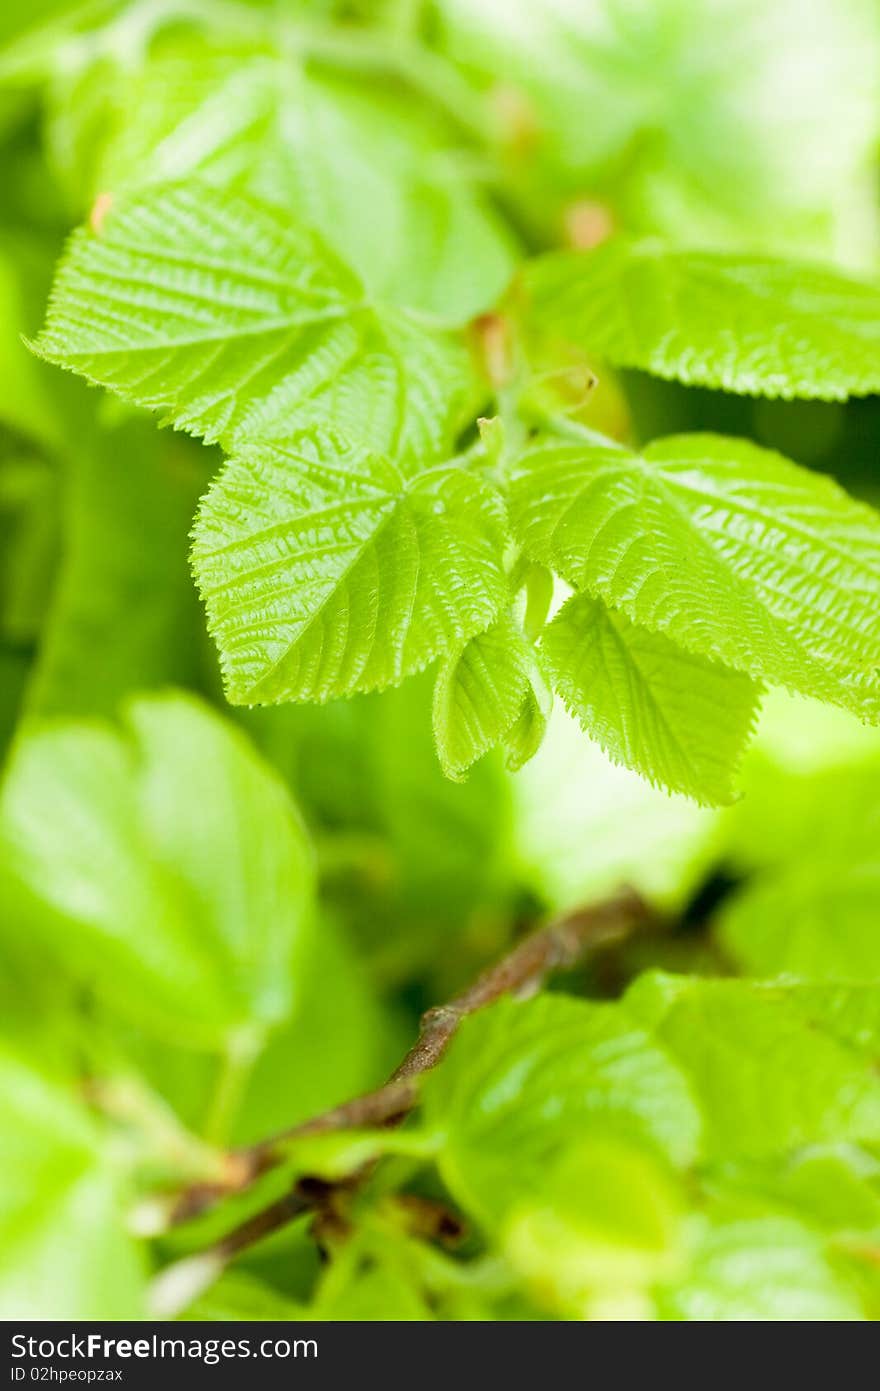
<box><xmin>504</xmin><ymin>1136</ymin><xmax>685</xmax><ymax>1319</ymax></box>
<box><xmin>422</xmin><ymin>993</ymin><xmax>701</xmax><ymax>1227</ymax></box>
<box><xmin>709</xmin><ymin>1151</ymin><xmax>880</xmax><ymax>1240</ymax></box>
<box><xmin>510</xmin><ymin>432</ymin><xmax>880</xmax><ymax>720</ymax></box>
<box><xmin>0</xmin><ymin>693</ymin><xmax>314</xmax><ymax>1047</ymax></box>
<box><xmin>90</xmin><ymin>49</ymin><xmax>515</xmax><ymax>324</ymax></box>
<box><xmin>192</xmin><ymin>431</ymin><xmax>508</xmax><ymax>705</ymax></box>
<box><xmin>510</xmin><ymin>706</ymin><xmax>722</xmax><ymax>914</ymax></box>
<box><xmin>27</xmin><ymin>418</ymin><xmax>205</xmax><ymax>717</ymax></box>
<box><xmin>626</xmin><ymin>976</ymin><xmax>880</xmax><ymax>1160</ymax></box>
<box><xmin>720</xmin><ymin>859</ymin><xmax>880</xmax><ymax>982</ymax></box>
<box><xmin>432</xmin><ymin>611</ymin><xmax>551</xmax><ymax>779</ymax></box>
<box><xmin>183</xmin><ymin>1272</ymin><xmax>304</xmax><ymax>1321</ymax></box>
<box><xmin>34</xmin><ymin>184</ymin><xmax>477</xmax><ymax>457</ymax></box>
<box><xmin>0</xmin><ymin>1045</ymin><xmax>144</xmax><ymax>1320</ymax></box>
<box><xmin>527</xmin><ymin>239</ymin><xmax>880</xmax><ymax>400</ymax></box>
<box><xmin>657</xmin><ymin>1217</ymin><xmax>864</xmax><ymax>1321</ymax></box>
<box><xmin>437</xmin><ymin>0</ymin><xmax>880</xmax><ymax>258</ymax></box>
<box><xmin>542</xmin><ymin>592</ymin><xmax>759</xmax><ymax>804</ymax></box>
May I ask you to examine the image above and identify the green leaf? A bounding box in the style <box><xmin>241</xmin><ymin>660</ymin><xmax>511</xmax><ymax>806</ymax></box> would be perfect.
<box><xmin>26</xmin><ymin>418</ymin><xmax>205</xmax><ymax>718</ymax></box>
<box><xmin>0</xmin><ymin>1045</ymin><xmax>144</xmax><ymax>1319</ymax></box>
<box><xmin>192</xmin><ymin>430</ymin><xmax>508</xmax><ymax>706</ymax></box>
<box><xmin>421</xmin><ymin>993</ymin><xmax>701</xmax><ymax>1227</ymax></box>
<box><xmin>719</xmin><ymin>859</ymin><xmax>880</xmax><ymax>982</ymax></box>
<box><xmin>0</xmin><ymin>244</ymin><xmax>61</xmax><ymax>448</ymax></box>
<box><xmin>0</xmin><ymin>452</ymin><xmax>59</xmax><ymax>646</ymax></box>
<box><xmin>657</xmin><ymin>1217</ymin><xmax>865</xmax><ymax>1321</ymax></box>
<box><xmin>626</xmin><ymin>976</ymin><xmax>880</xmax><ymax>1160</ymax></box>
<box><xmin>710</xmin><ymin>1151</ymin><xmax>880</xmax><ymax>1240</ymax></box>
<box><xmin>542</xmin><ymin>592</ymin><xmax>760</xmax><ymax>805</ymax></box>
<box><xmin>432</xmin><ymin>611</ymin><xmax>551</xmax><ymax>779</ymax></box>
<box><xmin>0</xmin><ymin>693</ymin><xmax>315</xmax><ymax>1048</ymax></box>
<box><xmin>724</xmin><ymin>698</ymin><xmax>880</xmax><ymax>876</ymax></box>
<box><xmin>787</xmin><ymin>983</ymin><xmax>880</xmax><ymax>1061</ymax></box>
<box><xmin>230</xmin><ymin>912</ymin><xmax>402</xmax><ymax>1144</ymax></box>
<box><xmin>90</xmin><ymin>49</ymin><xmax>515</xmax><ymax>324</ymax></box>
<box><xmin>526</xmin><ymin>240</ymin><xmax>880</xmax><ymax>399</ymax></box>
<box><xmin>510</xmin><ymin>432</ymin><xmax>880</xmax><ymax>721</ymax></box>
<box><xmin>247</xmin><ymin>674</ymin><xmax>517</xmax><ymax>975</ymax></box>
<box><xmin>34</xmin><ymin>184</ymin><xmax>477</xmax><ymax>456</ymax></box>
<box><xmin>504</xmin><ymin>1136</ymin><xmax>685</xmax><ymax>1319</ymax></box>
<box><xmin>182</xmin><ymin>1271</ymin><xmax>303</xmax><ymax>1321</ymax></box>
<box><xmin>311</xmin><ymin>1236</ymin><xmax>435</xmax><ymax>1322</ymax></box>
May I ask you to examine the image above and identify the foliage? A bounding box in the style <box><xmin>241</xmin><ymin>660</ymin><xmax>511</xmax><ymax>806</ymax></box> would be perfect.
<box><xmin>2</xmin><ymin>0</ymin><xmax>880</xmax><ymax>1323</ymax></box>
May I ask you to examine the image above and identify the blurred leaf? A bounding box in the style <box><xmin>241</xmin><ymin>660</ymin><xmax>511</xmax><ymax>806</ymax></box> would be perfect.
<box><xmin>422</xmin><ymin>993</ymin><xmax>701</xmax><ymax>1227</ymax></box>
<box><xmin>0</xmin><ymin>245</ymin><xmax>61</xmax><ymax>448</ymax></box>
<box><xmin>657</xmin><ymin>1216</ymin><xmax>865</xmax><ymax>1321</ymax></box>
<box><xmin>230</xmin><ymin>912</ymin><xmax>402</xmax><ymax>1144</ymax></box>
<box><xmin>708</xmin><ymin>1151</ymin><xmax>880</xmax><ymax>1239</ymax></box>
<box><xmin>510</xmin><ymin>706</ymin><xmax>722</xmax><ymax>914</ymax></box>
<box><xmin>626</xmin><ymin>975</ymin><xmax>880</xmax><ymax>1159</ymax></box>
<box><xmin>436</xmin><ymin>0</ymin><xmax>880</xmax><ymax>257</ymax></box>
<box><xmin>0</xmin><ymin>453</ymin><xmax>59</xmax><ymax>645</ymax></box>
<box><xmin>720</xmin><ymin>859</ymin><xmax>880</xmax><ymax>982</ymax></box>
<box><xmin>0</xmin><ymin>647</ymin><xmax>29</xmax><ymax>763</ymax></box>
<box><xmin>0</xmin><ymin>0</ymin><xmax>111</xmax><ymax>56</ymax></box>
<box><xmin>246</xmin><ymin>675</ymin><xmax>518</xmax><ymax>978</ymax></box>
<box><xmin>720</xmin><ymin>694</ymin><xmax>880</xmax><ymax>887</ymax></box>
<box><xmin>0</xmin><ymin>1044</ymin><xmax>144</xmax><ymax>1319</ymax></box>
<box><xmin>27</xmin><ymin>419</ymin><xmax>206</xmax><ymax>716</ymax></box>
<box><xmin>504</xmin><ymin>1137</ymin><xmax>685</xmax><ymax>1318</ymax></box>
<box><xmin>183</xmin><ymin>1271</ymin><xmax>303</xmax><ymax>1321</ymax></box>
<box><xmin>0</xmin><ymin>692</ymin><xmax>315</xmax><ymax>1047</ymax></box>
<box><xmin>100</xmin><ymin>907</ymin><xmax>400</xmax><ymax>1149</ymax></box>
<box><xmin>313</xmin><ymin>1250</ymin><xmax>434</xmax><ymax>1321</ymax></box>
<box><xmin>81</xmin><ymin>46</ymin><xmax>515</xmax><ymax>323</ymax></box>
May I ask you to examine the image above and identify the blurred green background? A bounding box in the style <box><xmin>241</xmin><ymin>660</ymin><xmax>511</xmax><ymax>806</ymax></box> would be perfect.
<box><xmin>2</xmin><ymin>0</ymin><xmax>880</xmax><ymax>1320</ymax></box>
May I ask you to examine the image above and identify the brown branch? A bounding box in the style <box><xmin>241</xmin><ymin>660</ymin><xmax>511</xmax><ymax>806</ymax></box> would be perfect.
<box><xmin>168</xmin><ymin>886</ymin><xmax>652</xmax><ymax>1231</ymax></box>
<box><xmin>152</xmin><ymin>888</ymin><xmax>655</xmax><ymax>1315</ymax></box>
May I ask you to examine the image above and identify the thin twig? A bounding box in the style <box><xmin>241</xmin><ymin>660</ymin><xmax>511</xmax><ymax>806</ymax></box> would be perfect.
<box><xmin>151</xmin><ymin>888</ymin><xmax>653</xmax><ymax>1315</ymax></box>
<box><xmin>168</xmin><ymin>887</ymin><xmax>651</xmax><ymax>1229</ymax></box>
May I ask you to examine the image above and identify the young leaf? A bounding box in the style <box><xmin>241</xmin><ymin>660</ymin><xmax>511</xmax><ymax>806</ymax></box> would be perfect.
<box><xmin>0</xmin><ymin>1045</ymin><xmax>144</xmax><ymax>1320</ymax></box>
<box><xmin>432</xmin><ymin>612</ymin><xmax>551</xmax><ymax>779</ymax></box>
<box><xmin>526</xmin><ymin>239</ymin><xmax>880</xmax><ymax>399</ymax></box>
<box><xmin>542</xmin><ymin>593</ymin><xmax>760</xmax><ymax>805</ymax></box>
<box><xmin>510</xmin><ymin>432</ymin><xmax>880</xmax><ymax>721</ymax></box>
<box><xmin>34</xmin><ymin>184</ymin><xmax>477</xmax><ymax>457</ymax></box>
<box><xmin>0</xmin><ymin>693</ymin><xmax>315</xmax><ymax>1048</ymax></box>
<box><xmin>192</xmin><ymin>431</ymin><xmax>508</xmax><ymax>706</ymax></box>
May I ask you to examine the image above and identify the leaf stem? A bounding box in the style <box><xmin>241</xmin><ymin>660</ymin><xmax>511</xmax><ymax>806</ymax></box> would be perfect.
<box><xmin>202</xmin><ymin>1031</ymin><xmax>262</xmax><ymax>1148</ymax></box>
